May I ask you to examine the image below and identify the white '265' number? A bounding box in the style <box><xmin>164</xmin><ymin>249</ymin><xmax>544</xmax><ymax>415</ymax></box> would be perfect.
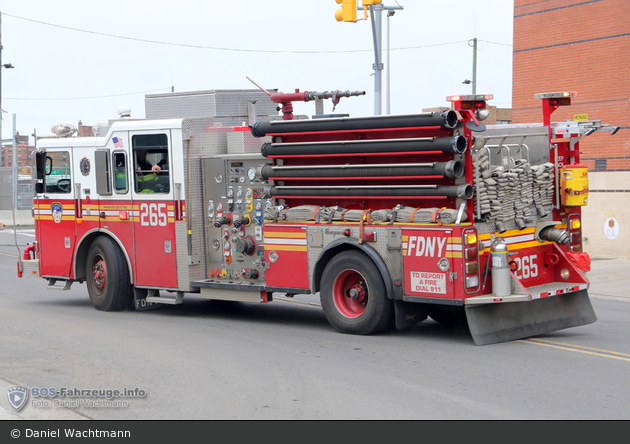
<box><xmin>140</xmin><ymin>203</ymin><xmax>167</xmax><ymax>227</ymax></box>
<box><xmin>514</xmin><ymin>254</ymin><xmax>538</xmax><ymax>279</ymax></box>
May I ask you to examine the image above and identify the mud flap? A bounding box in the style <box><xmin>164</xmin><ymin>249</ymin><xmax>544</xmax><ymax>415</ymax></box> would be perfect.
<box><xmin>465</xmin><ymin>290</ymin><xmax>597</xmax><ymax>346</ymax></box>
<box><xmin>394</xmin><ymin>300</ymin><xmax>428</xmax><ymax>330</ymax></box>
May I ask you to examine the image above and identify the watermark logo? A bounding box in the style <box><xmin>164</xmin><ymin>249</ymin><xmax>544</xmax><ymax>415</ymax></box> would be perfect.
<box><xmin>6</xmin><ymin>386</ymin><xmax>28</xmax><ymax>411</ymax></box>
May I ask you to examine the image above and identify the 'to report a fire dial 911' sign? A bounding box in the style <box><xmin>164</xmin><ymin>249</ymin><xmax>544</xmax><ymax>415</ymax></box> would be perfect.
<box><xmin>402</xmin><ymin>230</ymin><xmax>454</xmax><ymax>299</ymax></box>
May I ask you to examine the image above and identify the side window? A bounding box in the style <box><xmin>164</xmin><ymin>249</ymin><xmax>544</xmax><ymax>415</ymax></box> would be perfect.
<box><xmin>45</xmin><ymin>151</ymin><xmax>72</xmax><ymax>194</ymax></box>
<box><xmin>132</xmin><ymin>134</ymin><xmax>169</xmax><ymax>194</ymax></box>
<box><xmin>113</xmin><ymin>152</ymin><xmax>128</xmax><ymax>194</ymax></box>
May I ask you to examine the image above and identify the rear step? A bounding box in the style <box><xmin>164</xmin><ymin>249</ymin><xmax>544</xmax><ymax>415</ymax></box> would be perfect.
<box><xmin>145</xmin><ymin>290</ymin><xmax>184</xmax><ymax>305</ymax></box>
<box><xmin>133</xmin><ymin>288</ymin><xmax>183</xmax><ymax>310</ymax></box>
<box><xmin>46</xmin><ymin>279</ymin><xmax>74</xmax><ymax>291</ymax></box>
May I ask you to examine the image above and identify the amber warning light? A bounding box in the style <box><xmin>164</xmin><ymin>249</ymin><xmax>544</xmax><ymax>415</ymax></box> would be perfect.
<box><xmin>534</xmin><ymin>91</ymin><xmax>578</xmax><ymax>99</ymax></box>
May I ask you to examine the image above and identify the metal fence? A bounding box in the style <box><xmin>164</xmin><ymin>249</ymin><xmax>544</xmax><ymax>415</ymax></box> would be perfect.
<box><xmin>0</xmin><ymin>167</ymin><xmax>34</xmax><ymax>211</ymax></box>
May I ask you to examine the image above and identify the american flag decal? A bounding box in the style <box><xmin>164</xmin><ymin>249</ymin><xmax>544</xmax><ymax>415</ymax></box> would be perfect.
<box><xmin>113</xmin><ymin>137</ymin><xmax>124</xmax><ymax>148</ymax></box>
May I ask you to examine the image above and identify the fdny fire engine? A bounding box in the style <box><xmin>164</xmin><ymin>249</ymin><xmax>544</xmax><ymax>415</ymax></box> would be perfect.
<box><xmin>17</xmin><ymin>87</ymin><xmax>619</xmax><ymax>345</ymax></box>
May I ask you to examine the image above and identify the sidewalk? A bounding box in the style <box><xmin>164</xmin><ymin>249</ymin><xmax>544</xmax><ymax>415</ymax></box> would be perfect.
<box><xmin>586</xmin><ymin>257</ymin><xmax>630</xmax><ymax>300</ymax></box>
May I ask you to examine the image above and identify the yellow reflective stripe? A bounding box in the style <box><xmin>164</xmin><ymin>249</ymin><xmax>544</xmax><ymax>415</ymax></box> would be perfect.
<box><xmin>264</xmin><ymin>231</ymin><xmax>307</xmax><ymax>239</ymax></box>
<box><xmin>267</xmin><ymin>245</ymin><xmax>308</xmax><ymax>252</ymax></box>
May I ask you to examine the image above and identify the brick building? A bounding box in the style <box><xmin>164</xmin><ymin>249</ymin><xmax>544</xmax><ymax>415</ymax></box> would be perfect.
<box><xmin>512</xmin><ymin>0</ymin><xmax>630</xmax><ymax>258</ymax></box>
<box><xmin>0</xmin><ymin>133</ymin><xmax>35</xmax><ymax>173</ymax></box>
<box><xmin>513</xmin><ymin>0</ymin><xmax>629</xmax><ymax>171</ymax></box>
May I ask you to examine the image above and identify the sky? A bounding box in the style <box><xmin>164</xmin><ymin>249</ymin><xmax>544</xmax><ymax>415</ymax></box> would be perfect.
<box><xmin>0</xmin><ymin>0</ymin><xmax>514</xmax><ymax>143</ymax></box>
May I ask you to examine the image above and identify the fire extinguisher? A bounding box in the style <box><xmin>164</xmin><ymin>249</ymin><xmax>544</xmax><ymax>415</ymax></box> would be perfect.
<box><xmin>491</xmin><ymin>238</ymin><xmax>511</xmax><ymax>297</ymax></box>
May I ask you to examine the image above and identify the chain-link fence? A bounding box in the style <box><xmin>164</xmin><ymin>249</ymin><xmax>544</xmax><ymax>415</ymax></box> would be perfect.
<box><xmin>0</xmin><ymin>167</ymin><xmax>34</xmax><ymax>211</ymax></box>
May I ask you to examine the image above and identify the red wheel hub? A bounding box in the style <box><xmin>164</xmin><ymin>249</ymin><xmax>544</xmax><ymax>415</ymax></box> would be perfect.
<box><xmin>92</xmin><ymin>258</ymin><xmax>106</xmax><ymax>294</ymax></box>
<box><xmin>332</xmin><ymin>270</ymin><xmax>368</xmax><ymax>318</ymax></box>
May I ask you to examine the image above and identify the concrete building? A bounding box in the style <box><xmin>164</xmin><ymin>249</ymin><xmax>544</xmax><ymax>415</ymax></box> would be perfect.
<box><xmin>512</xmin><ymin>0</ymin><xmax>630</xmax><ymax>258</ymax></box>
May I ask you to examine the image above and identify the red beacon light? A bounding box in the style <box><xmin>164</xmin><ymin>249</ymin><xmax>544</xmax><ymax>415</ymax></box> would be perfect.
<box><xmin>447</xmin><ymin>94</ymin><xmax>494</xmax><ymax>131</ymax></box>
<box><xmin>535</xmin><ymin>91</ymin><xmax>578</xmax><ymax>125</ymax></box>
<box><xmin>447</xmin><ymin>94</ymin><xmax>494</xmax><ymax>102</ymax></box>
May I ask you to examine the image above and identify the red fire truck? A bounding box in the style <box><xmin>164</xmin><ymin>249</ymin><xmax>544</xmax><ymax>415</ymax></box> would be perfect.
<box><xmin>17</xmin><ymin>88</ymin><xmax>619</xmax><ymax>345</ymax></box>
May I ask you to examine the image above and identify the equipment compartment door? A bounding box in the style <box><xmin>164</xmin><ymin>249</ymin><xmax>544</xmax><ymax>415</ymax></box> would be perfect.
<box><xmin>402</xmin><ymin>229</ymin><xmax>455</xmax><ymax>299</ymax></box>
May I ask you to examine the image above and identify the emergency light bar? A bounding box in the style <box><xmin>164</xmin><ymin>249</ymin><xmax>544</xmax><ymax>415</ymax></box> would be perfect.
<box><xmin>534</xmin><ymin>91</ymin><xmax>578</xmax><ymax>99</ymax></box>
<box><xmin>447</xmin><ymin>94</ymin><xmax>494</xmax><ymax>102</ymax></box>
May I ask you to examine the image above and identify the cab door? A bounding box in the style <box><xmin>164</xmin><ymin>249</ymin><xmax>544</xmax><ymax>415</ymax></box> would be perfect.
<box><xmin>35</xmin><ymin>149</ymin><xmax>77</xmax><ymax>278</ymax></box>
<box><xmin>130</xmin><ymin>131</ymin><xmax>178</xmax><ymax>289</ymax></box>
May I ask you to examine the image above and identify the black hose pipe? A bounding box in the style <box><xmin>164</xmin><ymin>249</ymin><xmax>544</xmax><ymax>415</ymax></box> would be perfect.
<box><xmin>262</xmin><ymin>184</ymin><xmax>473</xmax><ymax>199</ymax></box>
<box><xmin>261</xmin><ymin>135</ymin><xmax>467</xmax><ymax>157</ymax></box>
<box><xmin>251</xmin><ymin>111</ymin><xmax>459</xmax><ymax>138</ymax></box>
<box><xmin>259</xmin><ymin>160</ymin><xmax>464</xmax><ymax>180</ymax></box>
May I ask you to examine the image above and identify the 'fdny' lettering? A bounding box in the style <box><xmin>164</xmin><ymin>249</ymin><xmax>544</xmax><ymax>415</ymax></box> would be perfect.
<box><xmin>406</xmin><ymin>236</ymin><xmax>447</xmax><ymax>257</ymax></box>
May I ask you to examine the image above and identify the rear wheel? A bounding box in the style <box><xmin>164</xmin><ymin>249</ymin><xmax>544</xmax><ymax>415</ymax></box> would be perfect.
<box><xmin>85</xmin><ymin>236</ymin><xmax>133</xmax><ymax>311</ymax></box>
<box><xmin>320</xmin><ymin>250</ymin><xmax>393</xmax><ymax>335</ymax></box>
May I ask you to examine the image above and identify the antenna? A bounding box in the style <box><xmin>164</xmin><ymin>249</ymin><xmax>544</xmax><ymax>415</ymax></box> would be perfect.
<box><xmin>246</xmin><ymin>76</ymin><xmax>271</xmax><ymax>96</ymax></box>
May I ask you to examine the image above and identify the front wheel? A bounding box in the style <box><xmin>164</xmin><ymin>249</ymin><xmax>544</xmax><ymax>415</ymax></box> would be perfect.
<box><xmin>320</xmin><ymin>250</ymin><xmax>393</xmax><ymax>335</ymax></box>
<box><xmin>85</xmin><ymin>236</ymin><xmax>133</xmax><ymax>311</ymax></box>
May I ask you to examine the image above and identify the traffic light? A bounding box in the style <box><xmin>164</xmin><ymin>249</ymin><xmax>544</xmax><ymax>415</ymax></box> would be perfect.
<box><xmin>335</xmin><ymin>0</ymin><xmax>357</xmax><ymax>23</ymax></box>
<box><xmin>360</xmin><ymin>0</ymin><xmax>381</xmax><ymax>19</ymax></box>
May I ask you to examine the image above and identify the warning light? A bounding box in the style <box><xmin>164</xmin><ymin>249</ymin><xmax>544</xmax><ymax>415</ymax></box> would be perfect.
<box><xmin>447</xmin><ymin>94</ymin><xmax>493</xmax><ymax>102</ymax></box>
<box><xmin>534</xmin><ymin>91</ymin><xmax>578</xmax><ymax>99</ymax></box>
<box><xmin>571</xmin><ymin>219</ymin><xmax>581</xmax><ymax>230</ymax></box>
<box><xmin>119</xmin><ymin>211</ymin><xmax>129</xmax><ymax>220</ymax></box>
<box><xmin>465</xmin><ymin>233</ymin><xmax>477</xmax><ymax>246</ymax></box>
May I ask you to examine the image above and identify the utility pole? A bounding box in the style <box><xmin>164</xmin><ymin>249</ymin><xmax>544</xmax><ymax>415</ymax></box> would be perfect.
<box><xmin>12</xmin><ymin>113</ymin><xmax>16</xmax><ymax>209</ymax></box>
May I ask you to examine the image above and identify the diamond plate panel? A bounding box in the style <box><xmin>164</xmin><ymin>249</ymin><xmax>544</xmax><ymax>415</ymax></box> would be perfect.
<box><xmin>145</xmin><ymin>89</ymin><xmax>279</xmax><ymax>120</ymax></box>
<box><xmin>306</xmin><ymin>225</ymin><xmax>404</xmax><ymax>298</ymax></box>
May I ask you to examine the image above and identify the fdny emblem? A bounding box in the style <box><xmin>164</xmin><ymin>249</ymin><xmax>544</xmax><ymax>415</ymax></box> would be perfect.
<box><xmin>6</xmin><ymin>385</ymin><xmax>28</xmax><ymax>411</ymax></box>
<box><xmin>51</xmin><ymin>202</ymin><xmax>63</xmax><ymax>224</ymax></box>
<box><xmin>80</xmin><ymin>157</ymin><xmax>90</xmax><ymax>176</ymax></box>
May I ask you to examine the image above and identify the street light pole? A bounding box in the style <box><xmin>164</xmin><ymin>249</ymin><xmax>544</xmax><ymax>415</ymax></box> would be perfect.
<box><xmin>365</xmin><ymin>3</ymin><xmax>403</xmax><ymax>116</ymax></box>
<box><xmin>386</xmin><ymin>10</ymin><xmax>395</xmax><ymax>115</ymax></box>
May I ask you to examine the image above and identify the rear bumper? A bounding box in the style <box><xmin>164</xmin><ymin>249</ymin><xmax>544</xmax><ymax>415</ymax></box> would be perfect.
<box><xmin>464</xmin><ymin>281</ymin><xmax>589</xmax><ymax>305</ymax></box>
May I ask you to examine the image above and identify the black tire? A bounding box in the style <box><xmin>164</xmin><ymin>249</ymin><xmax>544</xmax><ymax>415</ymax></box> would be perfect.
<box><xmin>85</xmin><ymin>236</ymin><xmax>133</xmax><ymax>311</ymax></box>
<box><xmin>320</xmin><ymin>250</ymin><xmax>394</xmax><ymax>335</ymax></box>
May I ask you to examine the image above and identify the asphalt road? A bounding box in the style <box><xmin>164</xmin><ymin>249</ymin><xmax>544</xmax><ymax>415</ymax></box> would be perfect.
<box><xmin>1</xmin><ymin>227</ymin><xmax>629</xmax><ymax>420</ymax></box>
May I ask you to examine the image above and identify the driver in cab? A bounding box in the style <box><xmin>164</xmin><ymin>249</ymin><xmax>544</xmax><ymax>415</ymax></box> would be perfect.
<box><xmin>135</xmin><ymin>149</ymin><xmax>163</xmax><ymax>192</ymax></box>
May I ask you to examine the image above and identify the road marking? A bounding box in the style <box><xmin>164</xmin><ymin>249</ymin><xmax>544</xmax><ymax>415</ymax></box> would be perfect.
<box><xmin>0</xmin><ymin>251</ymin><xmax>19</xmax><ymax>257</ymax></box>
<box><xmin>590</xmin><ymin>293</ymin><xmax>630</xmax><ymax>302</ymax></box>
<box><xmin>0</xmin><ymin>229</ymin><xmax>36</xmax><ymax>237</ymax></box>
<box><xmin>520</xmin><ymin>338</ymin><xmax>630</xmax><ymax>361</ymax></box>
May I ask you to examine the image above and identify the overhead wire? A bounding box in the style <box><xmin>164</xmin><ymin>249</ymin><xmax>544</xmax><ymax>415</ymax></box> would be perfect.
<box><xmin>2</xmin><ymin>12</ymin><xmax>508</xmax><ymax>54</ymax></box>
<box><xmin>5</xmin><ymin>88</ymin><xmax>173</xmax><ymax>101</ymax></box>
<box><xmin>1</xmin><ymin>12</ymin><xmax>511</xmax><ymax>102</ymax></box>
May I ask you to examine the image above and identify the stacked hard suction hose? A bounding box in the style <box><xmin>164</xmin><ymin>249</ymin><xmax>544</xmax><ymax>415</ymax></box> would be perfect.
<box><xmin>254</xmin><ymin>110</ymin><xmax>471</xmax><ymax>222</ymax></box>
<box><xmin>264</xmin><ymin>205</ymin><xmax>467</xmax><ymax>224</ymax></box>
<box><xmin>251</xmin><ymin>110</ymin><xmax>460</xmax><ymax>138</ymax></box>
